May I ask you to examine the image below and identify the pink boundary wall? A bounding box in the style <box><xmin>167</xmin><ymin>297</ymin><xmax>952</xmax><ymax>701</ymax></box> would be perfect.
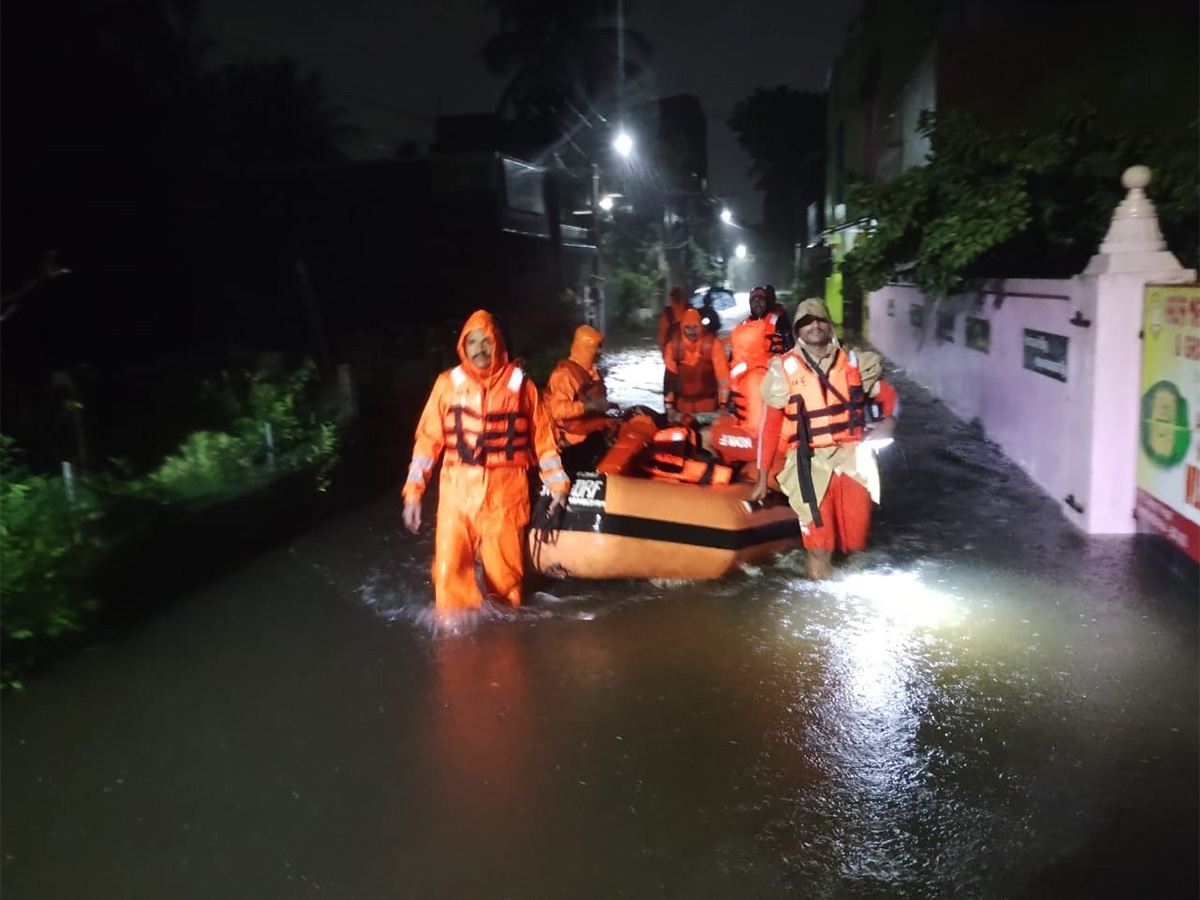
<box><xmin>866</xmin><ymin>277</ymin><xmax>1143</xmax><ymax>534</ymax></box>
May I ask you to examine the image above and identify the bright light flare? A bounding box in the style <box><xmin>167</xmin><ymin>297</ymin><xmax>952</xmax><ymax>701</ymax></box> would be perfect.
<box><xmin>613</xmin><ymin>131</ymin><xmax>634</xmax><ymax>157</ymax></box>
<box><xmin>720</xmin><ymin>208</ymin><xmax>733</xmax><ymax>224</ymax></box>
<box><xmin>735</xmin><ymin>244</ymin><xmax>747</xmax><ymax>259</ymax></box>
<box><xmin>598</xmin><ymin>195</ymin><xmax>614</xmax><ymax>211</ymax></box>
<box><xmin>835</xmin><ymin>569</ymin><xmax>965</xmax><ymax>630</ymax></box>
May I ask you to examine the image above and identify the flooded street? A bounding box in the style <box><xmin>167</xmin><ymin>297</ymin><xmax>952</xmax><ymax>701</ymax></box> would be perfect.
<box><xmin>3</xmin><ymin>340</ymin><xmax>1196</xmax><ymax>899</ymax></box>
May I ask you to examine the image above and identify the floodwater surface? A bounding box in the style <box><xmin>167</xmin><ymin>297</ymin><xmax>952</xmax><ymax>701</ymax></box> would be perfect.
<box><xmin>2</xmin><ymin>342</ymin><xmax>1196</xmax><ymax>899</ymax></box>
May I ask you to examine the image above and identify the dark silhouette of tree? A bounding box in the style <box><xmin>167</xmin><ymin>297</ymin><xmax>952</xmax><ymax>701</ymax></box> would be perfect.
<box><xmin>728</xmin><ymin>87</ymin><xmax>826</xmax><ymax>248</ymax></box>
<box><xmin>3</xmin><ymin>0</ymin><xmax>352</xmax><ymax>172</ymax></box>
<box><xmin>481</xmin><ymin>0</ymin><xmax>654</xmax><ymax>158</ymax></box>
<box><xmin>202</xmin><ymin>59</ymin><xmax>356</xmax><ymax>166</ymax></box>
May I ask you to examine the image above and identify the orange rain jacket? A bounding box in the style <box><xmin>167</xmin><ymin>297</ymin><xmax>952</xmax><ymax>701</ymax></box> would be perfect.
<box><xmin>663</xmin><ymin>308</ymin><xmax>730</xmax><ymax>414</ymax></box>
<box><xmin>544</xmin><ymin>325</ymin><xmax>610</xmax><ymax>447</ymax></box>
<box><xmin>656</xmin><ymin>285</ymin><xmax>691</xmax><ymax>353</ymax></box>
<box><xmin>403</xmin><ymin>310</ymin><xmax>569</xmax><ymax>610</ymax></box>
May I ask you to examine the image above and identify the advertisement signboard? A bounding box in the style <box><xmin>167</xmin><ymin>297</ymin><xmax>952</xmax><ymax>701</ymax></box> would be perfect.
<box><xmin>1135</xmin><ymin>284</ymin><xmax>1200</xmax><ymax>562</ymax></box>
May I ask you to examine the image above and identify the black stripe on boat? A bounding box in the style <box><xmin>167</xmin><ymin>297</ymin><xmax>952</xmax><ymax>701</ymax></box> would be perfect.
<box><xmin>556</xmin><ymin>509</ymin><xmax>799</xmax><ymax>550</ymax></box>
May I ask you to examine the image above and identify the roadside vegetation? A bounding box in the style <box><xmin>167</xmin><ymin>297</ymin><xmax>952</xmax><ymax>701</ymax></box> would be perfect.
<box><xmin>0</xmin><ymin>359</ymin><xmax>340</xmax><ymax>689</ymax></box>
<box><xmin>843</xmin><ymin>109</ymin><xmax>1199</xmax><ymax>297</ymax></box>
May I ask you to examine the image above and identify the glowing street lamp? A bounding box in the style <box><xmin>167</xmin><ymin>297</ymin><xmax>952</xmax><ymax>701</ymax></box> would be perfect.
<box><xmin>613</xmin><ymin>130</ymin><xmax>634</xmax><ymax>158</ymax></box>
<box><xmin>735</xmin><ymin>244</ymin><xmax>747</xmax><ymax>259</ymax></box>
<box><xmin>720</xmin><ymin>208</ymin><xmax>733</xmax><ymax>225</ymax></box>
<box><xmin>598</xmin><ymin>195</ymin><xmax>614</xmax><ymax>211</ymax></box>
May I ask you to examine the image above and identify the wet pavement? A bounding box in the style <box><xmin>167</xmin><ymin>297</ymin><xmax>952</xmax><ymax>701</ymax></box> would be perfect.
<box><xmin>2</xmin><ymin>339</ymin><xmax>1197</xmax><ymax>899</ymax></box>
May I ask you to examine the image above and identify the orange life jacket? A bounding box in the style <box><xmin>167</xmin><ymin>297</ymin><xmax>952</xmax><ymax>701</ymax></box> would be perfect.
<box><xmin>442</xmin><ymin>362</ymin><xmax>534</xmax><ymax>467</ymax></box>
<box><xmin>595</xmin><ymin>413</ymin><xmax>658</xmax><ymax>475</ymax></box>
<box><xmin>779</xmin><ymin>348</ymin><xmax>869</xmax><ymax>450</ymax></box>
<box><xmin>728</xmin><ymin>360</ymin><xmax>767</xmax><ymax>431</ymax></box>
<box><xmin>671</xmin><ymin>332</ymin><xmax>719</xmax><ymax>408</ymax></box>
<box><xmin>643</xmin><ymin>425</ymin><xmax>732</xmax><ymax>485</ymax></box>
<box><xmin>763</xmin><ymin>308</ymin><xmax>789</xmax><ymax>353</ymax></box>
<box><xmin>709</xmin><ymin>415</ymin><xmax>758</xmax><ymax>464</ymax></box>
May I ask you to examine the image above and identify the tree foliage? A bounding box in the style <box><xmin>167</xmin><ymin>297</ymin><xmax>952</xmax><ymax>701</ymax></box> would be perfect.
<box><xmin>2</xmin><ymin>0</ymin><xmax>351</xmax><ymax>171</ymax></box>
<box><xmin>844</xmin><ymin>109</ymin><xmax>1199</xmax><ymax>297</ymax></box>
<box><xmin>727</xmin><ymin>87</ymin><xmax>826</xmax><ymax>244</ymax></box>
<box><xmin>598</xmin><ymin>207</ymin><xmax>662</xmax><ymax>329</ymax></box>
<box><xmin>202</xmin><ymin>59</ymin><xmax>356</xmax><ymax>166</ymax></box>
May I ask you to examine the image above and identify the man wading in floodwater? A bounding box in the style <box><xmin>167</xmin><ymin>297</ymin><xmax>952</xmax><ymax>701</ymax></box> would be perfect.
<box><xmin>751</xmin><ymin>298</ymin><xmax>898</xmax><ymax>579</ymax></box>
<box><xmin>402</xmin><ymin>310</ymin><xmax>569</xmax><ymax>611</ymax></box>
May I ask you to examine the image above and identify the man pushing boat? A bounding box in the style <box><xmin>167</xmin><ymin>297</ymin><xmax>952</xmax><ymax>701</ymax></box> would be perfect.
<box><xmin>750</xmin><ymin>298</ymin><xmax>898</xmax><ymax>580</ymax></box>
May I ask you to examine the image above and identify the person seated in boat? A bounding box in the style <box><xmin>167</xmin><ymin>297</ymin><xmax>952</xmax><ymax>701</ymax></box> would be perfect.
<box><xmin>656</xmin><ymin>284</ymin><xmax>690</xmax><ymax>354</ymax></box>
<box><xmin>750</xmin><ymin>297</ymin><xmax>898</xmax><ymax>580</ymax></box>
<box><xmin>544</xmin><ymin>324</ymin><xmax>618</xmax><ymax>473</ymax></box>
<box><xmin>663</xmin><ymin>308</ymin><xmax>730</xmax><ymax>420</ymax></box>
<box><xmin>709</xmin><ymin>318</ymin><xmax>772</xmax><ymax>479</ymax></box>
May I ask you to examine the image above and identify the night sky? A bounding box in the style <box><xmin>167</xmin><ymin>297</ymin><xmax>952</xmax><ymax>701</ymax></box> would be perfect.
<box><xmin>203</xmin><ymin>0</ymin><xmax>863</xmax><ymax>224</ymax></box>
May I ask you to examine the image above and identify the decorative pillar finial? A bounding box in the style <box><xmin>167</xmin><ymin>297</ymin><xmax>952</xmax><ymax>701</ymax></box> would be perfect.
<box><xmin>1082</xmin><ymin>166</ymin><xmax>1186</xmax><ymax>276</ymax></box>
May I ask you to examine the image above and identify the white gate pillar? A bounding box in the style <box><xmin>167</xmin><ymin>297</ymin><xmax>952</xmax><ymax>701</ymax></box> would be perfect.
<box><xmin>1070</xmin><ymin>166</ymin><xmax>1196</xmax><ymax>533</ymax></box>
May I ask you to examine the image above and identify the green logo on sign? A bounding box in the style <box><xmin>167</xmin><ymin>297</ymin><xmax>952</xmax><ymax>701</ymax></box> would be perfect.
<box><xmin>1140</xmin><ymin>380</ymin><xmax>1191</xmax><ymax>469</ymax></box>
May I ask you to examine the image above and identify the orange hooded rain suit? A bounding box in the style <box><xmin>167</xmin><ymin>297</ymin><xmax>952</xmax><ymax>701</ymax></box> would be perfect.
<box><xmin>544</xmin><ymin>325</ymin><xmax>610</xmax><ymax>447</ymax></box>
<box><xmin>656</xmin><ymin>284</ymin><xmax>691</xmax><ymax>353</ymax></box>
<box><xmin>402</xmin><ymin>310</ymin><xmax>569</xmax><ymax>610</ymax></box>
<box><xmin>663</xmin><ymin>308</ymin><xmax>730</xmax><ymax>414</ymax></box>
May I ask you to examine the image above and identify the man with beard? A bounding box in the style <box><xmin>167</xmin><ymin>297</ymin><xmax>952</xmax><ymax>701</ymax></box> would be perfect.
<box><xmin>402</xmin><ymin>310</ymin><xmax>569</xmax><ymax>611</ymax></box>
<box><xmin>750</xmin><ymin>298</ymin><xmax>897</xmax><ymax>579</ymax></box>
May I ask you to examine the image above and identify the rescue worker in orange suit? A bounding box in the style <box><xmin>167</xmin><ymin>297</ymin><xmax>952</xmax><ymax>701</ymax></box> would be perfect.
<box><xmin>709</xmin><ymin>318</ymin><xmax>772</xmax><ymax>476</ymax></box>
<box><xmin>748</xmin><ymin>285</ymin><xmax>794</xmax><ymax>354</ymax></box>
<box><xmin>656</xmin><ymin>284</ymin><xmax>691</xmax><ymax>353</ymax></box>
<box><xmin>750</xmin><ymin>298</ymin><xmax>898</xmax><ymax>580</ymax></box>
<box><xmin>544</xmin><ymin>324</ymin><xmax>616</xmax><ymax>473</ymax></box>
<box><xmin>402</xmin><ymin>310</ymin><xmax>570</xmax><ymax>612</ymax></box>
<box><xmin>663</xmin><ymin>307</ymin><xmax>730</xmax><ymax>418</ymax></box>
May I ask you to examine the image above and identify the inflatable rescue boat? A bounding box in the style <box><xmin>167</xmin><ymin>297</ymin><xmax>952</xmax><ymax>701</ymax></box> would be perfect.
<box><xmin>529</xmin><ymin>411</ymin><xmax>800</xmax><ymax>580</ymax></box>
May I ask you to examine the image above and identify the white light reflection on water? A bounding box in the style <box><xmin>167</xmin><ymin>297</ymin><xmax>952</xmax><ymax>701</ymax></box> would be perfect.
<box><xmin>834</xmin><ymin>568</ymin><xmax>967</xmax><ymax>631</ymax></box>
<box><xmin>766</xmin><ymin>565</ymin><xmax>979</xmax><ymax>892</ymax></box>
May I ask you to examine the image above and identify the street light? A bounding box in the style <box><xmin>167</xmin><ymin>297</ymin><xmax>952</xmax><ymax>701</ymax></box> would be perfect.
<box><xmin>613</xmin><ymin>130</ymin><xmax>633</xmax><ymax>158</ymax></box>
<box><xmin>720</xmin><ymin>208</ymin><xmax>733</xmax><ymax>225</ymax></box>
<box><xmin>735</xmin><ymin>244</ymin><xmax>747</xmax><ymax>259</ymax></box>
<box><xmin>598</xmin><ymin>195</ymin><xmax>614</xmax><ymax>211</ymax></box>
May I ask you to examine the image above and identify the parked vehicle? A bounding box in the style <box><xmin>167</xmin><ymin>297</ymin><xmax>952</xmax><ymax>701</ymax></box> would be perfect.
<box><xmin>689</xmin><ymin>287</ymin><xmax>752</xmax><ymax>337</ymax></box>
